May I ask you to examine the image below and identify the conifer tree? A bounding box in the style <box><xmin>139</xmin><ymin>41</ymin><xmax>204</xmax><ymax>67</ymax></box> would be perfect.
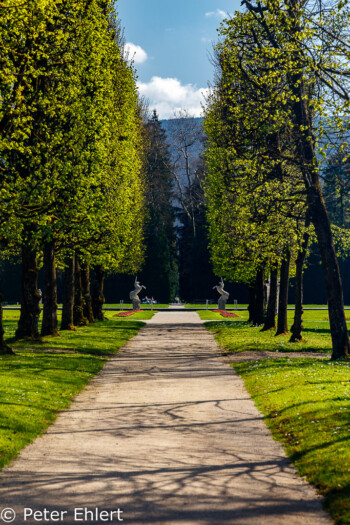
<box><xmin>141</xmin><ymin>111</ymin><xmax>177</xmax><ymax>303</ymax></box>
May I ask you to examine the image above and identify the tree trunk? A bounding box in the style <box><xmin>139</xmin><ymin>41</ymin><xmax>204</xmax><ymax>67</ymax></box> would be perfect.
<box><xmin>16</xmin><ymin>243</ymin><xmax>41</xmax><ymax>340</ymax></box>
<box><xmin>81</xmin><ymin>261</ymin><xmax>94</xmax><ymax>323</ymax></box>
<box><xmin>92</xmin><ymin>265</ymin><xmax>105</xmax><ymax>321</ymax></box>
<box><xmin>291</xmin><ymin>73</ymin><xmax>349</xmax><ymax>359</ymax></box>
<box><xmin>275</xmin><ymin>250</ymin><xmax>290</xmax><ymax>336</ymax></box>
<box><xmin>0</xmin><ymin>293</ymin><xmax>14</xmax><ymax>355</ymax></box>
<box><xmin>73</xmin><ymin>254</ymin><xmax>87</xmax><ymax>327</ymax></box>
<box><xmin>254</xmin><ymin>267</ymin><xmax>265</xmax><ymax>326</ymax></box>
<box><xmin>309</xmin><ymin>195</ymin><xmax>349</xmax><ymax>359</ymax></box>
<box><xmin>248</xmin><ymin>284</ymin><xmax>255</xmax><ymax>323</ymax></box>
<box><xmin>249</xmin><ymin>268</ymin><xmax>265</xmax><ymax>326</ymax></box>
<box><xmin>261</xmin><ymin>266</ymin><xmax>278</xmax><ymax>331</ymax></box>
<box><xmin>41</xmin><ymin>241</ymin><xmax>58</xmax><ymax>337</ymax></box>
<box><xmin>61</xmin><ymin>254</ymin><xmax>75</xmax><ymax>331</ymax></box>
<box><xmin>290</xmin><ymin>220</ymin><xmax>310</xmax><ymax>342</ymax></box>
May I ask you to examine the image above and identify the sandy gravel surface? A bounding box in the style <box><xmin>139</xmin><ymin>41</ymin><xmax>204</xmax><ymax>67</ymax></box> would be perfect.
<box><xmin>0</xmin><ymin>312</ymin><xmax>332</xmax><ymax>524</ymax></box>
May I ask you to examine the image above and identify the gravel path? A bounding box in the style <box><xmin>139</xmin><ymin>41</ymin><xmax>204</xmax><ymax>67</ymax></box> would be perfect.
<box><xmin>0</xmin><ymin>312</ymin><xmax>332</xmax><ymax>524</ymax></box>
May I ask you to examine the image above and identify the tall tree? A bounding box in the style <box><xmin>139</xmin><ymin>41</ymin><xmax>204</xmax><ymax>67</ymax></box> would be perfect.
<box><xmin>205</xmin><ymin>1</ymin><xmax>350</xmax><ymax>359</ymax></box>
<box><xmin>141</xmin><ymin>111</ymin><xmax>177</xmax><ymax>302</ymax></box>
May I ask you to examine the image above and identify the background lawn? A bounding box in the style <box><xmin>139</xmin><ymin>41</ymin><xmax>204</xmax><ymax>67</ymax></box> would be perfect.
<box><xmin>104</xmin><ymin>303</ymin><xmax>169</xmax><ymax>309</ymax></box>
<box><xmin>197</xmin><ymin>310</ymin><xmax>242</xmax><ymax>321</ymax></box>
<box><xmin>107</xmin><ymin>310</ymin><xmax>155</xmax><ymax>321</ymax></box>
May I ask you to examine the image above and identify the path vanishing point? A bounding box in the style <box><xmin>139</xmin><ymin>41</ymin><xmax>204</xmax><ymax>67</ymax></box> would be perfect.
<box><xmin>0</xmin><ymin>311</ymin><xmax>332</xmax><ymax>524</ymax></box>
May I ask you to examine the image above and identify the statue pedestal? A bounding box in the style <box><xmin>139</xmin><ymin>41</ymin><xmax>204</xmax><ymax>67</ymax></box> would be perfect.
<box><xmin>218</xmin><ymin>297</ymin><xmax>227</xmax><ymax>311</ymax></box>
<box><xmin>132</xmin><ymin>298</ymin><xmax>141</xmax><ymax>311</ymax></box>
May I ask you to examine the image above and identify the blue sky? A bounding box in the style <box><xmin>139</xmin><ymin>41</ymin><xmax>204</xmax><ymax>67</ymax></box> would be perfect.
<box><xmin>117</xmin><ymin>0</ymin><xmax>242</xmax><ymax>118</ymax></box>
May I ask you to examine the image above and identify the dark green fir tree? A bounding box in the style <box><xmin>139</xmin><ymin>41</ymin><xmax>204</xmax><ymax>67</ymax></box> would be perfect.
<box><xmin>140</xmin><ymin>111</ymin><xmax>178</xmax><ymax>302</ymax></box>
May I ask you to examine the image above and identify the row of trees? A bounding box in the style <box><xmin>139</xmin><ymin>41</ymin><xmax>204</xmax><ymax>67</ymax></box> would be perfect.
<box><xmin>0</xmin><ymin>0</ymin><xmax>145</xmax><ymax>352</ymax></box>
<box><xmin>204</xmin><ymin>0</ymin><xmax>350</xmax><ymax>360</ymax></box>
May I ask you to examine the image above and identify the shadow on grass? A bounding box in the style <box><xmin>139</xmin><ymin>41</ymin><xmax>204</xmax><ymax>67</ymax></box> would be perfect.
<box><xmin>206</xmin><ymin>320</ymin><xmax>332</xmax><ymax>355</ymax></box>
<box><xmin>7</xmin><ymin>320</ymin><xmax>144</xmax><ymax>357</ymax></box>
<box><xmin>303</xmin><ymin>327</ymin><xmax>331</xmax><ymax>335</ymax></box>
<box><xmin>324</xmin><ymin>484</ymin><xmax>350</xmax><ymax>523</ymax></box>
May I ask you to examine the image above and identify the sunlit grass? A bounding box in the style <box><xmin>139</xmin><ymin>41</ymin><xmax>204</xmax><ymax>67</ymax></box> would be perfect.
<box><xmin>107</xmin><ymin>310</ymin><xmax>155</xmax><ymax>320</ymax></box>
<box><xmin>205</xmin><ymin>309</ymin><xmax>336</xmax><ymax>354</ymax></box>
<box><xmin>233</xmin><ymin>358</ymin><xmax>350</xmax><ymax>524</ymax></box>
<box><xmin>0</xmin><ymin>316</ymin><xmax>144</xmax><ymax>470</ymax></box>
<box><xmin>196</xmin><ymin>310</ymin><xmax>242</xmax><ymax>321</ymax></box>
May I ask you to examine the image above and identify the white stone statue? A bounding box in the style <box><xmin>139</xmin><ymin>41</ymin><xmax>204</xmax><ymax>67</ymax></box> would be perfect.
<box><xmin>129</xmin><ymin>277</ymin><xmax>146</xmax><ymax>310</ymax></box>
<box><xmin>213</xmin><ymin>278</ymin><xmax>229</xmax><ymax>310</ymax></box>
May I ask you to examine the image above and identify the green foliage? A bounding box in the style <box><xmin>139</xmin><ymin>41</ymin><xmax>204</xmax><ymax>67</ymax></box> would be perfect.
<box><xmin>203</xmin><ymin>6</ymin><xmax>313</xmax><ymax>284</ymax></box>
<box><xmin>0</xmin><ymin>0</ymin><xmax>146</xmax><ymax>273</ymax></box>
<box><xmin>140</xmin><ymin>111</ymin><xmax>178</xmax><ymax>302</ymax></box>
<box><xmin>203</xmin><ymin>0</ymin><xmax>350</xmax><ymax>282</ymax></box>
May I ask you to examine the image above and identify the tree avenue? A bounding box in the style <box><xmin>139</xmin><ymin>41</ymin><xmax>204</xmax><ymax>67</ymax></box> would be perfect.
<box><xmin>0</xmin><ymin>0</ymin><xmax>145</xmax><ymax>351</ymax></box>
<box><xmin>204</xmin><ymin>0</ymin><xmax>350</xmax><ymax>360</ymax></box>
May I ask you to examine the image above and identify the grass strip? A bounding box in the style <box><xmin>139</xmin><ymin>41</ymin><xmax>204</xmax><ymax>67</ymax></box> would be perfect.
<box><xmin>0</xmin><ymin>317</ymin><xmax>144</xmax><ymax>470</ymax></box>
<box><xmin>206</xmin><ymin>315</ymin><xmax>333</xmax><ymax>354</ymax></box>
<box><xmin>232</xmin><ymin>358</ymin><xmax>350</xmax><ymax>524</ymax></box>
<box><xmin>109</xmin><ymin>310</ymin><xmax>155</xmax><ymax>320</ymax></box>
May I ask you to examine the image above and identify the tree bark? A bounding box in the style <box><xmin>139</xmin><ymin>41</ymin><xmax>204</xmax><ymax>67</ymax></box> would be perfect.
<box><xmin>0</xmin><ymin>293</ymin><xmax>14</xmax><ymax>355</ymax></box>
<box><xmin>248</xmin><ymin>284</ymin><xmax>255</xmax><ymax>323</ymax></box>
<box><xmin>41</xmin><ymin>241</ymin><xmax>58</xmax><ymax>337</ymax></box>
<box><xmin>275</xmin><ymin>250</ymin><xmax>291</xmax><ymax>336</ymax></box>
<box><xmin>73</xmin><ymin>253</ymin><xmax>87</xmax><ymax>327</ymax></box>
<box><xmin>261</xmin><ymin>266</ymin><xmax>278</xmax><ymax>331</ymax></box>
<box><xmin>290</xmin><ymin>66</ymin><xmax>349</xmax><ymax>358</ymax></box>
<box><xmin>241</xmin><ymin>0</ymin><xmax>350</xmax><ymax>358</ymax></box>
<box><xmin>16</xmin><ymin>243</ymin><xmax>41</xmax><ymax>340</ymax></box>
<box><xmin>290</xmin><ymin>220</ymin><xmax>310</xmax><ymax>342</ymax></box>
<box><xmin>81</xmin><ymin>261</ymin><xmax>94</xmax><ymax>323</ymax></box>
<box><xmin>61</xmin><ymin>254</ymin><xmax>75</xmax><ymax>331</ymax></box>
<box><xmin>254</xmin><ymin>267</ymin><xmax>265</xmax><ymax>326</ymax></box>
<box><xmin>249</xmin><ymin>268</ymin><xmax>265</xmax><ymax>326</ymax></box>
<box><xmin>92</xmin><ymin>265</ymin><xmax>105</xmax><ymax>321</ymax></box>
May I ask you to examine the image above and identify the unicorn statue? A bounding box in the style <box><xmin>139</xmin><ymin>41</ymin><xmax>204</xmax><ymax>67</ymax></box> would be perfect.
<box><xmin>213</xmin><ymin>278</ymin><xmax>229</xmax><ymax>310</ymax></box>
<box><xmin>129</xmin><ymin>276</ymin><xmax>146</xmax><ymax>310</ymax></box>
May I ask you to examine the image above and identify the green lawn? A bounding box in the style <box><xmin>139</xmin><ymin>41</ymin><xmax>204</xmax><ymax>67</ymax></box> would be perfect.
<box><xmin>205</xmin><ymin>309</ymin><xmax>336</xmax><ymax>354</ymax></box>
<box><xmin>0</xmin><ymin>315</ymin><xmax>144</xmax><ymax>470</ymax></box>
<box><xmin>205</xmin><ymin>313</ymin><xmax>350</xmax><ymax>523</ymax></box>
<box><xmin>104</xmin><ymin>303</ymin><xmax>169</xmax><ymax>309</ymax></box>
<box><xmin>233</xmin><ymin>358</ymin><xmax>350</xmax><ymax>524</ymax></box>
<box><xmin>196</xmin><ymin>310</ymin><xmax>242</xmax><ymax>321</ymax></box>
<box><xmin>185</xmin><ymin>303</ymin><xmax>246</xmax><ymax>309</ymax></box>
<box><xmin>107</xmin><ymin>310</ymin><xmax>155</xmax><ymax>321</ymax></box>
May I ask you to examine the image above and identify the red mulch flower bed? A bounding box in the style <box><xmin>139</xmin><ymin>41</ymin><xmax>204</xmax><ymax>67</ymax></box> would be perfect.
<box><xmin>213</xmin><ymin>310</ymin><xmax>240</xmax><ymax>318</ymax></box>
<box><xmin>114</xmin><ymin>310</ymin><xmax>141</xmax><ymax>317</ymax></box>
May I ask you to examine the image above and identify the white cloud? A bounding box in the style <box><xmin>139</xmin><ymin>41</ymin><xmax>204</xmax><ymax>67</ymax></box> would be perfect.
<box><xmin>205</xmin><ymin>9</ymin><xmax>227</xmax><ymax>18</ymax></box>
<box><xmin>124</xmin><ymin>42</ymin><xmax>148</xmax><ymax>64</ymax></box>
<box><xmin>137</xmin><ymin>76</ymin><xmax>209</xmax><ymax>119</ymax></box>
